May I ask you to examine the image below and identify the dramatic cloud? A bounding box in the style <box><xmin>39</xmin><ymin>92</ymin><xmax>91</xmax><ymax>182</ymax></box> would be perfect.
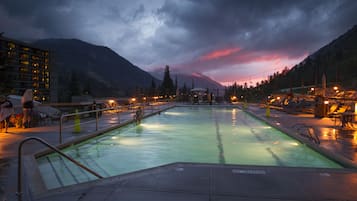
<box><xmin>0</xmin><ymin>0</ymin><xmax>356</xmax><ymax>85</ymax></box>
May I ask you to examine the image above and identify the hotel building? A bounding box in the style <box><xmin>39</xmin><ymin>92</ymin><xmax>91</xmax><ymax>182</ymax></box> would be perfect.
<box><xmin>0</xmin><ymin>35</ymin><xmax>50</xmax><ymax>102</ymax></box>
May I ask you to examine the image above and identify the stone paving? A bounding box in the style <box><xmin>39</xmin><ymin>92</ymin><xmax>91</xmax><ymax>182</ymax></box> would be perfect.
<box><xmin>1</xmin><ymin>103</ymin><xmax>357</xmax><ymax>201</ymax></box>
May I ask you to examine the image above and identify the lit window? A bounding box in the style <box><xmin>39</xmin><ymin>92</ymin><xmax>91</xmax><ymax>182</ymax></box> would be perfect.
<box><xmin>8</xmin><ymin>43</ymin><xmax>16</xmax><ymax>49</ymax></box>
<box><xmin>20</xmin><ymin>54</ymin><xmax>29</xmax><ymax>59</ymax></box>
<box><xmin>20</xmin><ymin>67</ymin><xmax>28</xmax><ymax>72</ymax></box>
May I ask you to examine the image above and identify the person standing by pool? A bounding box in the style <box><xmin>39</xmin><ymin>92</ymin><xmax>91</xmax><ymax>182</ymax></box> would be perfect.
<box><xmin>21</xmin><ymin>89</ymin><xmax>34</xmax><ymax>128</ymax></box>
<box><xmin>135</xmin><ymin>107</ymin><xmax>143</xmax><ymax>124</ymax></box>
<box><xmin>0</xmin><ymin>95</ymin><xmax>14</xmax><ymax>133</ymax></box>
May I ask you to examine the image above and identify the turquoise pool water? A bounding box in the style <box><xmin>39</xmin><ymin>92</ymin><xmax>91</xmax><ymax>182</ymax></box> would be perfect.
<box><xmin>37</xmin><ymin>106</ymin><xmax>342</xmax><ymax>189</ymax></box>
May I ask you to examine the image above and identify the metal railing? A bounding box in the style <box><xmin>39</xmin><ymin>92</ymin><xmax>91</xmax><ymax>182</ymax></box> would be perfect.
<box><xmin>58</xmin><ymin>104</ymin><xmax>157</xmax><ymax>144</ymax></box>
<box><xmin>307</xmin><ymin>127</ymin><xmax>321</xmax><ymax>144</ymax></box>
<box><xmin>292</xmin><ymin>123</ymin><xmax>320</xmax><ymax>145</ymax></box>
<box><xmin>17</xmin><ymin>137</ymin><xmax>103</xmax><ymax>201</ymax></box>
<box><xmin>59</xmin><ymin>106</ymin><xmax>126</xmax><ymax>144</ymax></box>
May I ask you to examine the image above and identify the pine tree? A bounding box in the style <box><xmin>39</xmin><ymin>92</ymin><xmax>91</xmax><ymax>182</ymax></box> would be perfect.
<box><xmin>160</xmin><ymin>65</ymin><xmax>175</xmax><ymax>97</ymax></box>
<box><xmin>150</xmin><ymin>78</ymin><xmax>157</xmax><ymax>97</ymax></box>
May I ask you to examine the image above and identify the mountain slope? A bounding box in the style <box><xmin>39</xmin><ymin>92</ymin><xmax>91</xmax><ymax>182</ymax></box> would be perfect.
<box><xmin>291</xmin><ymin>25</ymin><xmax>357</xmax><ymax>87</ymax></box>
<box><xmin>33</xmin><ymin>39</ymin><xmax>158</xmax><ymax>100</ymax></box>
<box><xmin>262</xmin><ymin>25</ymin><xmax>357</xmax><ymax>92</ymax></box>
<box><xmin>151</xmin><ymin>71</ymin><xmax>225</xmax><ymax>95</ymax></box>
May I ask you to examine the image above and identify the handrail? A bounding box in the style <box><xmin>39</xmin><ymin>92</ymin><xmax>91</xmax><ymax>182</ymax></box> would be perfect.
<box><xmin>307</xmin><ymin>127</ymin><xmax>321</xmax><ymax>144</ymax></box>
<box><xmin>58</xmin><ymin>102</ymin><xmax>164</xmax><ymax>144</ymax></box>
<box><xmin>17</xmin><ymin>137</ymin><xmax>103</xmax><ymax>201</ymax></box>
<box><xmin>59</xmin><ymin>106</ymin><xmax>125</xmax><ymax>144</ymax></box>
<box><xmin>292</xmin><ymin>123</ymin><xmax>320</xmax><ymax>145</ymax></box>
<box><xmin>58</xmin><ymin>104</ymin><xmax>155</xmax><ymax>144</ymax></box>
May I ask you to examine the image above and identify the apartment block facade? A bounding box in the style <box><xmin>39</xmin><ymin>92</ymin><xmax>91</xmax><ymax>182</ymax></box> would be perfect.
<box><xmin>0</xmin><ymin>36</ymin><xmax>50</xmax><ymax>102</ymax></box>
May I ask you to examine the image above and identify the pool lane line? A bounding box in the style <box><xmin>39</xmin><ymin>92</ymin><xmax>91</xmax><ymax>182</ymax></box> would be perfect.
<box><xmin>240</xmin><ymin>117</ymin><xmax>265</xmax><ymax>142</ymax></box>
<box><xmin>266</xmin><ymin>147</ymin><xmax>284</xmax><ymax>166</ymax></box>
<box><xmin>214</xmin><ymin>113</ymin><xmax>226</xmax><ymax>164</ymax></box>
<box><xmin>242</xmin><ymin>116</ymin><xmax>285</xmax><ymax>166</ymax></box>
<box><xmin>250</xmin><ymin>128</ymin><xmax>264</xmax><ymax>142</ymax></box>
<box><xmin>46</xmin><ymin>156</ymin><xmax>64</xmax><ymax>188</ymax></box>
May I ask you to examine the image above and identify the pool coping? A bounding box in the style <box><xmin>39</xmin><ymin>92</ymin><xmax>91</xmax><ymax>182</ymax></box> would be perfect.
<box><xmin>34</xmin><ymin>162</ymin><xmax>357</xmax><ymax>201</ymax></box>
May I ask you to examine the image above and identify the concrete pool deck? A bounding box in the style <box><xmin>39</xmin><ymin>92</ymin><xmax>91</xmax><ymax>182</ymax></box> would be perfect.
<box><xmin>1</xmin><ymin>103</ymin><xmax>357</xmax><ymax>200</ymax></box>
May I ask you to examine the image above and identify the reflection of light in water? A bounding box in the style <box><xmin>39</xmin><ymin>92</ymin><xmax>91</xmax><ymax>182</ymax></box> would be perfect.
<box><xmin>289</xmin><ymin>142</ymin><xmax>299</xmax><ymax>146</ymax></box>
<box><xmin>332</xmin><ymin>129</ymin><xmax>336</xmax><ymax>138</ymax></box>
<box><xmin>232</xmin><ymin>108</ymin><xmax>237</xmax><ymax>126</ymax></box>
<box><xmin>111</xmin><ymin>136</ymin><xmax>118</xmax><ymax>139</ymax></box>
<box><xmin>353</xmin><ymin>132</ymin><xmax>357</xmax><ymax>145</ymax></box>
<box><xmin>119</xmin><ymin>138</ymin><xmax>141</xmax><ymax>146</ymax></box>
<box><xmin>164</xmin><ymin>112</ymin><xmax>184</xmax><ymax>116</ymax></box>
<box><xmin>320</xmin><ymin>127</ymin><xmax>335</xmax><ymax>141</ymax></box>
<box><xmin>321</xmin><ymin>129</ymin><xmax>329</xmax><ymax>140</ymax></box>
<box><xmin>260</xmin><ymin>126</ymin><xmax>271</xmax><ymax>129</ymax></box>
<box><xmin>140</xmin><ymin>123</ymin><xmax>165</xmax><ymax>129</ymax></box>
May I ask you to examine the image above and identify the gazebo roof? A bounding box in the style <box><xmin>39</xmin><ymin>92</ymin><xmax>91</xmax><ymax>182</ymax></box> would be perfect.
<box><xmin>190</xmin><ymin>88</ymin><xmax>207</xmax><ymax>92</ymax></box>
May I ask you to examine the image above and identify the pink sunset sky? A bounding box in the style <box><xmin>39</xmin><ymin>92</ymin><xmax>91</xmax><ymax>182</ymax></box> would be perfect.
<box><xmin>1</xmin><ymin>0</ymin><xmax>356</xmax><ymax>86</ymax></box>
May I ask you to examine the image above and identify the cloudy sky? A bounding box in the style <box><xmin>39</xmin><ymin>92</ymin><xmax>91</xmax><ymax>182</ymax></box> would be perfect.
<box><xmin>1</xmin><ymin>0</ymin><xmax>356</xmax><ymax>85</ymax></box>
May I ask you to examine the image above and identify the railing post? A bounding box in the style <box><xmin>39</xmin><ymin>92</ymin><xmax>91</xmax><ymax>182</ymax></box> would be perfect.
<box><xmin>59</xmin><ymin>115</ymin><xmax>63</xmax><ymax>144</ymax></box>
<box><xmin>16</xmin><ymin>139</ymin><xmax>24</xmax><ymax>201</ymax></box>
<box><xmin>95</xmin><ymin>110</ymin><xmax>98</xmax><ymax>131</ymax></box>
<box><xmin>117</xmin><ymin>108</ymin><xmax>120</xmax><ymax>123</ymax></box>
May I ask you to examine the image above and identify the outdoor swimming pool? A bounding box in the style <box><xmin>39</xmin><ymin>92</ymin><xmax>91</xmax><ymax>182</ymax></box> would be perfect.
<box><xmin>37</xmin><ymin>106</ymin><xmax>342</xmax><ymax>189</ymax></box>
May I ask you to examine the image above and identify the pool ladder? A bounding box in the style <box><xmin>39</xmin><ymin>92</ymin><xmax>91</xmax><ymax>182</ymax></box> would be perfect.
<box><xmin>292</xmin><ymin>123</ymin><xmax>320</xmax><ymax>145</ymax></box>
<box><xmin>16</xmin><ymin>137</ymin><xmax>103</xmax><ymax>201</ymax></box>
